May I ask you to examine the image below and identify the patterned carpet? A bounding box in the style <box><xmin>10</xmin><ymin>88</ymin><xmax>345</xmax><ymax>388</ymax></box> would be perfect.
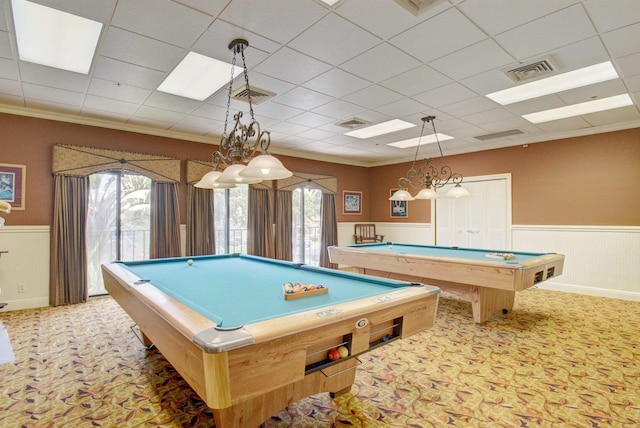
<box><xmin>1</xmin><ymin>288</ymin><xmax>639</xmax><ymax>427</ymax></box>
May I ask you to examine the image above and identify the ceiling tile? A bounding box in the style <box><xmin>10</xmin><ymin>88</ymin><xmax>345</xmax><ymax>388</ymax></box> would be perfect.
<box><xmin>0</xmin><ymin>31</ymin><xmax>12</xmax><ymax>59</ymax></box>
<box><xmin>92</xmin><ymin>57</ymin><xmax>166</xmax><ymax>89</ymax></box>
<box><xmin>340</xmin><ymin>43</ymin><xmax>420</xmax><ymax>83</ymax></box>
<box><xmin>312</xmin><ymin>98</ymin><xmax>366</xmax><ymax>119</ymax></box>
<box><xmin>254</xmin><ymin>47</ymin><xmax>332</xmax><ymax>85</ymax></box>
<box><xmin>430</xmin><ymin>39</ymin><xmax>514</xmax><ymax>81</ymax></box>
<box><xmin>101</xmin><ymin>27</ymin><xmax>186</xmax><ymax>72</ymax></box>
<box><xmin>390</xmin><ymin>8</ymin><xmax>486</xmax><ymax>62</ymax></box>
<box><xmin>83</xmin><ymin>94</ymin><xmax>139</xmax><ymax>116</ymax></box>
<box><xmin>303</xmin><ymin>68</ymin><xmax>370</xmax><ymax>97</ymax></box>
<box><xmin>289</xmin><ymin>13</ymin><xmax>380</xmax><ymax>65</ymax></box>
<box><xmin>343</xmin><ymin>85</ymin><xmax>404</xmax><ymax>109</ymax></box>
<box><xmin>111</xmin><ymin>0</ymin><xmax>214</xmax><ymax>48</ymax></box>
<box><xmin>88</xmin><ymin>78</ymin><xmax>150</xmax><ymax>104</ymax></box>
<box><xmin>584</xmin><ymin>0</ymin><xmax>640</xmax><ymax>33</ymax></box>
<box><xmin>495</xmin><ymin>5</ymin><xmax>596</xmax><ymax>60</ymax></box>
<box><xmin>22</xmin><ymin>82</ymin><xmax>84</xmax><ymax>106</ymax></box>
<box><xmin>276</xmin><ymin>87</ymin><xmax>333</xmax><ymax>110</ymax></box>
<box><xmin>0</xmin><ymin>77</ymin><xmax>22</xmax><ymax>97</ymax></box>
<box><xmin>0</xmin><ymin>57</ymin><xmax>19</xmax><ymax>80</ymax></box>
<box><xmin>601</xmin><ymin>23</ymin><xmax>640</xmax><ymax>58</ymax></box>
<box><xmin>288</xmin><ymin>111</ymin><xmax>335</xmax><ymax>127</ymax></box>
<box><xmin>335</xmin><ymin>0</ymin><xmax>438</xmax><ymax>39</ymax></box>
<box><xmin>219</xmin><ymin>0</ymin><xmax>327</xmax><ymax>44</ymax></box>
<box><xmin>459</xmin><ymin>0</ymin><xmax>576</xmax><ymax>36</ymax></box>
<box><xmin>413</xmin><ymin>82</ymin><xmax>477</xmax><ymax>108</ymax></box>
<box><xmin>19</xmin><ymin>62</ymin><xmax>90</xmax><ymax>92</ymax></box>
<box><xmin>374</xmin><ymin>97</ymin><xmax>429</xmax><ymax>118</ymax></box>
<box><xmin>380</xmin><ymin>65</ymin><xmax>452</xmax><ymax>97</ymax></box>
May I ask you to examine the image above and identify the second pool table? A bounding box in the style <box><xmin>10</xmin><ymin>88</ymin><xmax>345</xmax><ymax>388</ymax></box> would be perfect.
<box><xmin>328</xmin><ymin>243</ymin><xmax>564</xmax><ymax>324</ymax></box>
<box><xmin>102</xmin><ymin>253</ymin><xmax>440</xmax><ymax>428</ymax></box>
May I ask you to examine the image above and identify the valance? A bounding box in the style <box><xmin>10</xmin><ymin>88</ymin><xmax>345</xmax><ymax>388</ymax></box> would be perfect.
<box><xmin>52</xmin><ymin>144</ymin><xmax>180</xmax><ymax>183</ymax></box>
<box><xmin>276</xmin><ymin>172</ymin><xmax>337</xmax><ymax>194</ymax></box>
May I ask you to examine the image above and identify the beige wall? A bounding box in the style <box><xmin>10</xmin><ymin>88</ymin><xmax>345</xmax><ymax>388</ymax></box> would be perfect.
<box><xmin>1</xmin><ymin>112</ymin><xmax>639</xmax><ymax>227</ymax></box>
<box><xmin>370</xmin><ymin>128</ymin><xmax>640</xmax><ymax>226</ymax></box>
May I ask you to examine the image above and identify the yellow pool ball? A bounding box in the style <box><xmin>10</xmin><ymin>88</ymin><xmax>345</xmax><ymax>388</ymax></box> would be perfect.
<box><xmin>187</xmin><ymin>259</ymin><xmax>193</xmax><ymax>266</ymax></box>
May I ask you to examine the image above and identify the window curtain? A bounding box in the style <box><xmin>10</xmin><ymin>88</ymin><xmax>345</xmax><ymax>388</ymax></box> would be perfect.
<box><xmin>186</xmin><ymin>184</ymin><xmax>215</xmax><ymax>256</ymax></box>
<box><xmin>50</xmin><ymin>144</ymin><xmax>181</xmax><ymax>306</ymax></box>
<box><xmin>150</xmin><ymin>181</ymin><xmax>181</xmax><ymax>259</ymax></box>
<box><xmin>247</xmin><ymin>186</ymin><xmax>275</xmax><ymax>258</ymax></box>
<box><xmin>275</xmin><ymin>190</ymin><xmax>292</xmax><ymax>260</ymax></box>
<box><xmin>50</xmin><ymin>175</ymin><xmax>89</xmax><ymax>306</ymax></box>
<box><xmin>319</xmin><ymin>193</ymin><xmax>338</xmax><ymax>268</ymax></box>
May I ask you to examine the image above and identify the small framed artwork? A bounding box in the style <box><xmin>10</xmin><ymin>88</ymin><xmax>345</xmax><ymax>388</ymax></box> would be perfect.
<box><xmin>390</xmin><ymin>188</ymin><xmax>408</xmax><ymax>218</ymax></box>
<box><xmin>0</xmin><ymin>163</ymin><xmax>26</xmax><ymax>210</ymax></box>
<box><xmin>342</xmin><ymin>190</ymin><xmax>362</xmax><ymax>215</ymax></box>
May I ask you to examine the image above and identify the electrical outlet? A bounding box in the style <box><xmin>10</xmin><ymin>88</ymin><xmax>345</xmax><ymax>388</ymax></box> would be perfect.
<box><xmin>18</xmin><ymin>283</ymin><xmax>25</xmax><ymax>293</ymax></box>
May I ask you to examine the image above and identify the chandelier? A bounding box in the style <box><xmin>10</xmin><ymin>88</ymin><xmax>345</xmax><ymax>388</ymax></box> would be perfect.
<box><xmin>195</xmin><ymin>39</ymin><xmax>292</xmax><ymax>189</ymax></box>
<box><xmin>389</xmin><ymin>116</ymin><xmax>470</xmax><ymax>201</ymax></box>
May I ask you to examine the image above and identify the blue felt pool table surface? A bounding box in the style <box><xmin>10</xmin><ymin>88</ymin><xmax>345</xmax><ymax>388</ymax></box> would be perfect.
<box><xmin>119</xmin><ymin>253</ymin><xmax>416</xmax><ymax>328</ymax></box>
<box><xmin>344</xmin><ymin>243</ymin><xmax>546</xmax><ymax>263</ymax></box>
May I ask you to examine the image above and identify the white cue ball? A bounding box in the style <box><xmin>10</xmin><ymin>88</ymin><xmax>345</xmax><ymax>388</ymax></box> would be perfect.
<box><xmin>187</xmin><ymin>259</ymin><xmax>193</xmax><ymax>266</ymax></box>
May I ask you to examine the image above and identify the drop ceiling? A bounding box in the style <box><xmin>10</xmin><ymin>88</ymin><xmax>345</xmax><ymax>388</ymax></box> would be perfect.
<box><xmin>0</xmin><ymin>0</ymin><xmax>639</xmax><ymax>167</ymax></box>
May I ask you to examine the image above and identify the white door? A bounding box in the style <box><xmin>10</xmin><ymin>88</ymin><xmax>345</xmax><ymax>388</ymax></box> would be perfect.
<box><xmin>435</xmin><ymin>174</ymin><xmax>511</xmax><ymax>250</ymax></box>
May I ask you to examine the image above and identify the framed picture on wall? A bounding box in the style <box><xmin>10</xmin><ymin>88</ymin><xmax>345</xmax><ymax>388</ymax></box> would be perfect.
<box><xmin>390</xmin><ymin>188</ymin><xmax>408</xmax><ymax>218</ymax></box>
<box><xmin>0</xmin><ymin>163</ymin><xmax>26</xmax><ymax>210</ymax></box>
<box><xmin>342</xmin><ymin>190</ymin><xmax>362</xmax><ymax>215</ymax></box>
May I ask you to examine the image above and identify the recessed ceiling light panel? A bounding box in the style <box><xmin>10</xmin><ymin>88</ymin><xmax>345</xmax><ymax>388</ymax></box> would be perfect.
<box><xmin>487</xmin><ymin>61</ymin><xmax>619</xmax><ymax>105</ymax></box>
<box><xmin>345</xmin><ymin>119</ymin><xmax>415</xmax><ymax>139</ymax></box>
<box><xmin>158</xmin><ymin>52</ymin><xmax>242</xmax><ymax>101</ymax></box>
<box><xmin>388</xmin><ymin>133</ymin><xmax>454</xmax><ymax>148</ymax></box>
<box><xmin>12</xmin><ymin>0</ymin><xmax>103</xmax><ymax>74</ymax></box>
<box><xmin>522</xmin><ymin>94</ymin><xmax>633</xmax><ymax>123</ymax></box>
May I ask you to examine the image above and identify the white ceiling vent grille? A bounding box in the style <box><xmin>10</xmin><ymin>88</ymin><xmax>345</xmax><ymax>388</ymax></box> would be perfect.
<box><xmin>505</xmin><ymin>59</ymin><xmax>556</xmax><ymax>82</ymax></box>
<box><xmin>394</xmin><ymin>0</ymin><xmax>447</xmax><ymax>16</ymax></box>
<box><xmin>336</xmin><ymin>117</ymin><xmax>371</xmax><ymax>129</ymax></box>
<box><xmin>475</xmin><ymin>129</ymin><xmax>524</xmax><ymax>141</ymax></box>
<box><xmin>230</xmin><ymin>85</ymin><xmax>275</xmax><ymax>105</ymax></box>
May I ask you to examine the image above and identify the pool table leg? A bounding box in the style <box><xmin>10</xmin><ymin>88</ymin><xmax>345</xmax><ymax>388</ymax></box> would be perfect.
<box><xmin>472</xmin><ymin>287</ymin><xmax>515</xmax><ymax>324</ymax></box>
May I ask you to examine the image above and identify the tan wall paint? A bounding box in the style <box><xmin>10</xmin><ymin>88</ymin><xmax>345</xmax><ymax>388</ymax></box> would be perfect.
<box><xmin>1</xmin><ymin>113</ymin><xmax>639</xmax><ymax>227</ymax></box>
<box><xmin>370</xmin><ymin>128</ymin><xmax>640</xmax><ymax>226</ymax></box>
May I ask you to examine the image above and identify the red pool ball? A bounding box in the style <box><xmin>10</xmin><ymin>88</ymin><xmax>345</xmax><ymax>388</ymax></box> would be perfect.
<box><xmin>327</xmin><ymin>348</ymin><xmax>341</xmax><ymax>361</ymax></box>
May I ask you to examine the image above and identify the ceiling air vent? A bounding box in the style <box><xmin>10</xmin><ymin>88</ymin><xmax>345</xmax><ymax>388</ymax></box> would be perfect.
<box><xmin>475</xmin><ymin>129</ymin><xmax>524</xmax><ymax>141</ymax></box>
<box><xmin>230</xmin><ymin>85</ymin><xmax>275</xmax><ymax>105</ymax></box>
<box><xmin>336</xmin><ymin>117</ymin><xmax>371</xmax><ymax>129</ymax></box>
<box><xmin>394</xmin><ymin>0</ymin><xmax>447</xmax><ymax>16</ymax></box>
<box><xmin>504</xmin><ymin>58</ymin><xmax>556</xmax><ymax>82</ymax></box>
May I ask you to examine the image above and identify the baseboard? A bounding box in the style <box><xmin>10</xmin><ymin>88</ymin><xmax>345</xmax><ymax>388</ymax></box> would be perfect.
<box><xmin>536</xmin><ymin>281</ymin><xmax>640</xmax><ymax>302</ymax></box>
<box><xmin>0</xmin><ymin>297</ymin><xmax>49</xmax><ymax>312</ymax></box>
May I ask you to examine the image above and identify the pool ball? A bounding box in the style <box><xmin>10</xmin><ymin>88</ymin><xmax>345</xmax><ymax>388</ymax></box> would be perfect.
<box><xmin>327</xmin><ymin>348</ymin><xmax>341</xmax><ymax>361</ymax></box>
<box><xmin>187</xmin><ymin>259</ymin><xmax>193</xmax><ymax>266</ymax></box>
<box><xmin>337</xmin><ymin>346</ymin><xmax>349</xmax><ymax>358</ymax></box>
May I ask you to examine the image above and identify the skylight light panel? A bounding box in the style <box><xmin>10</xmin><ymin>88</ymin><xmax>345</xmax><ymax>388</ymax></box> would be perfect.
<box><xmin>522</xmin><ymin>94</ymin><xmax>633</xmax><ymax>123</ymax></box>
<box><xmin>486</xmin><ymin>61</ymin><xmax>619</xmax><ymax>105</ymax></box>
<box><xmin>388</xmin><ymin>133</ymin><xmax>454</xmax><ymax>148</ymax></box>
<box><xmin>345</xmin><ymin>119</ymin><xmax>415</xmax><ymax>139</ymax></box>
<box><xmin>158</xmin><ymin>52</ymin><xmax>242</xmax><ymax>101</ymax></box>
<box><xmin>12</xmin><ymin>0</ymin><xmax>103</xmax><ymax>74</ymax></box>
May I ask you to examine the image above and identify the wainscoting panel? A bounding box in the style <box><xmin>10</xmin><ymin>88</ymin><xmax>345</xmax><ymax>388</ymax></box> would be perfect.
<box><xmin>513</xmin><ymin>225</ymin><xmax>640</xmax><ymax>300</ymax></box>
<box><xmin>0</xmin><ymin>226</ymin><xmax>50</xmax><ymax>311</ymax></box>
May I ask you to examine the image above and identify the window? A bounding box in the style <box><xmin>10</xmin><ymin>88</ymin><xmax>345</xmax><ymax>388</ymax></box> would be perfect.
<box><xmin>86</xmin><ymin>171</ymin><xmax>151</xmax><ymax>295</ymax></box>
<box><xmin>214</xmin><ymin>185</ymin><xmax>248</xmax><ymax>254</ymax></box>
<box><xmin>292</xmin><ymin>187</ymin><xmax>322</xmax><ymax>266</ymax></box>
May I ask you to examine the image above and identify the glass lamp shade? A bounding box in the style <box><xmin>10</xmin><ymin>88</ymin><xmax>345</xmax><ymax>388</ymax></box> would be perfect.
<box><xmin>238</xmin><ymin>154</ymin><xmax>293</xmax><ymax>180</ymax></box>
<box><xmin>215</xmin><ymin>164</ymin><xmax>263</xmax><ymax>184</ymax></box>
<box><xmin>194</xmin><ymin>171</ymin><xmax>236</xmax><ymax>189</ymax></box>
<box><xmin>414</xmin><ymin>187</ymin><xmax>439</xmax><ymax>199</ymax></box>
<box><xmin>447</xmin><ymin>184</ymin><xmax>471</xmax><ymax>198</ymax></box>
<box><xmin>389</xmin><ymin>189</ymin><xmax>415</xmax><ymax>201</ymax></box>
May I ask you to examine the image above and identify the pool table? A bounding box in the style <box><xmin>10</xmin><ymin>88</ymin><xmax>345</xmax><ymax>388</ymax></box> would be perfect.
<box><xmin>102</xmin><ymin>253</ymin><xmax>440</xmax><ymax>428</ymax></box>
<box><xmin>328</xmin><ymin>243</ymin><xmax>564</xmax><ymax>324</ymax></box>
